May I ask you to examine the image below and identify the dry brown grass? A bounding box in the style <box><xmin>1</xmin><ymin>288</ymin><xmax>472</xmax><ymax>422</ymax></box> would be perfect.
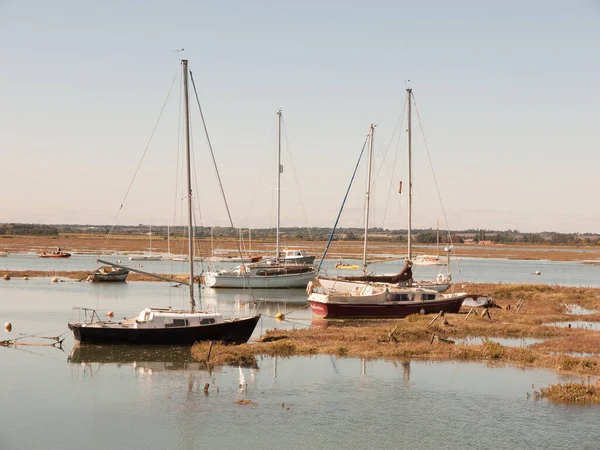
<box><xmin>539</xmin><ymin>381</ymin><xmax>600</xmax><ymax>404</ymax></box>
<box><xmin>191</xmin><ymin>283</ymin><xmax>600</xmax><ymax>376</ymax></box>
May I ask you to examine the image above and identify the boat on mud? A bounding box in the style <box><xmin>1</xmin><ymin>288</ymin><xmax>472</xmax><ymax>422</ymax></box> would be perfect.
<box><xmin>87</xmin><ymin>266</ymin><xmax>129</xmax><ymax>283</ymax></box>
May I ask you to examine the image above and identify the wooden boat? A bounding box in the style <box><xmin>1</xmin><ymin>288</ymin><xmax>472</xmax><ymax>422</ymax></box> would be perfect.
<box><xmin>87</xmin><ymin>266</ymin><xmax>129</xmax><ymax>282</ymax></box>
<box><xmin>68</xmin><ymin>60</ymin><xmax>260</xmax><ymax>345</ymax></box>
<box><xmin>204</xmin><ymin>110</ymin><xmax>315</xmax><ymax>289</ymax></box>
<box><xmin>40</xmin><ymin>252</ymin><xmax>71</xmax><ymax>258</ymax></box>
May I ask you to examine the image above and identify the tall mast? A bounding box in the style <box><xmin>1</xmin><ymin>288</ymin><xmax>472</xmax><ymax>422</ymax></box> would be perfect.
<box><xmin>182</xmin><ymin>59</ymin><xmax>195</xmax><ymax>312</ymax></box>
<box><xmin>436</xmin><ymin>218</ymin><xmax>439</xmax><ymax>258</ymax></box>
<box><xmin>276</xmin><ymin>109</ymin><xmax>282</xmax><ymax>260</ymax></box>
<box><xmin>362</xmin><ymin>124</ymin><xmax>375</xmax><ymax>274</ymax></box>
<box><xmin>407</xmin><ymin>88</ymin><xmax>413</xmax><ymax>260</ymax></box>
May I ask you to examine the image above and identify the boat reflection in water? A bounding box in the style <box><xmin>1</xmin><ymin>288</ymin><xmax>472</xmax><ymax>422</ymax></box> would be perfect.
<box><xmin>68</xmin><ymin>345</ymin><xmax>258</xmax><ymax>374</ymax></box>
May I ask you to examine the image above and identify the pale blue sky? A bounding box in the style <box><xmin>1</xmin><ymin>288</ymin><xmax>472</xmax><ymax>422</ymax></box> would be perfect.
<box><xmin>1</xmin><ymin>1</ymin><xmax>599</xmax><ymax>233</ymax></box>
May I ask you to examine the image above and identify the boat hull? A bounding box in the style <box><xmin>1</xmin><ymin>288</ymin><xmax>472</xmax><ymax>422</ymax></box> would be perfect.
<box><xmin>204</xmin><ymin>271</ymin><xmax>315</xmax><ymax>289</ymax></box>
<box><xmin>282</xmin><ymin>256</ymin><xmax>315</xmax><ymax>264</ymax></box>
<box><xmin>40</xmin><ymin>253</ymin><xmax>71</xmax><ymax>258</ymax></box>
<box><xmin>87</xmin><ymin>273</ymin><xmax>129</xmax><ymax>282</ymax></box>
<box><xmin>308</xmin><ymin>295</ymin><xmax>466</xmax><ymax>319</ymax></box>
<box><xmin>129</xmin><ymin>255</ymin><xmax>162</xmax><ymax>261</ymax></box>
<box><xmin>69</xmin><ymin>315</ymin><xmax>260</xmax><ymax>345</ymax></box>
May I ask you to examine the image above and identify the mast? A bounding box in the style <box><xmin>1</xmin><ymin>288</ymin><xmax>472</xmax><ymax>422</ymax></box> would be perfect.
<box><xmin>407</xmin><ymin>88</ymin><xmax>413</xmax><ymax>260</ymax></box>
<box><xmin>436</xmin><ymin>218</ymin><xmax>439</xmax><ymax>258</ymax></box>
<box><xmin>182</xmin><ymin>59</ymin><xmax>195</xmax><ymax>312</ymax></box>
<box><xmin>276</xmin><ymin>109</ymin><xmax>282</xmax><ymax>261</ymax></box>
<box><xmin>362</xmin><ymin>124</ymin><xmax>375</xmax><ymax>274</ymax></box>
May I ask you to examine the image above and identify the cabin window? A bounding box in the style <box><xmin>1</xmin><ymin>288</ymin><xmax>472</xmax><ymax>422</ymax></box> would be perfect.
<box><xmin>200</xmin><ymin>318</ymin><xmax>215</xmax><ymax>325</ymax></box>
<box><xmin>422</xmin><ymin>294</ymin><xmax>436</xmax><ymax>301</ymax></box>
<box><xmin>165</xmin><ymin>318</ymin><xmax>189</xmax><ymax>327</ymax></box>
<box><xmin>386</xmin><ymin>293</ymin><xmax>410</xmax><ymax>302</ymax></box>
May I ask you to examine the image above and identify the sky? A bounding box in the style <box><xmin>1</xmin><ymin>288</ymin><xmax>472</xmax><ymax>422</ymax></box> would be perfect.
<box><xmin>1</xmin><ymin>0</ymin><xmax>599</xmax><ymax>233</ymax></box>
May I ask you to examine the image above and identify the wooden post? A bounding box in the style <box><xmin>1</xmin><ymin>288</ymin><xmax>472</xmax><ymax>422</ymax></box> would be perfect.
<box><xmin>388</xmin><ymin>325</ymin><xmax>399</xmax><ymax>342</ymax></box>
<box><xmin>483</xmin><ymin>309</ymin><xmax>492</xmax><ymax>319</ymax></box>
<box><xmin>463</xmin><ymin>308</ymin><xmax>474</xmax><ymax>322</ymax></box>
<box><xmin>516</xmin><ymin>300</ymin><xmax>524</xmax><ymax>313</ymax></box>
<box><xmin>206</xmin><ymin>341</ymin><xmax>214</xmax><ymax>362</ymax></box>
<box><xmin>204</xmin><ymin>383</ymin><xmax>210</xmax><ymax>393</ymax></box>
<box><xmin>428</xmin><ymin>312</ymin><xmax>441</xmax><ymax>326</ymax></box>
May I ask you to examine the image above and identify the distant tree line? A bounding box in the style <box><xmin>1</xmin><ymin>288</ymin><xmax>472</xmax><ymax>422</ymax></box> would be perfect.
<box><xmin>2</xmin><ymin>223</ymin><xmax>599</xmax><ymax>246</ymax></box>
<box><xmin>0</xmin><ymin>223</ymin><xmax>59</xmax><ymax>236</ymax></box>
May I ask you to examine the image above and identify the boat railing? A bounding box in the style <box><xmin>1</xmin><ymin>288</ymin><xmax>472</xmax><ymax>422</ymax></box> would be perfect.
<box><xmin>70</xmin><ymin>307</ymin><xmax>103</xmax><ymax>324</ymax></box>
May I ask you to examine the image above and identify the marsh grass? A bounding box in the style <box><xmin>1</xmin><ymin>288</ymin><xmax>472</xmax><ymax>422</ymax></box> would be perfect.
<box><xmin>191</xmin><ymin>284</ymin><xmax>600</xmax><ymax>376</ymax></box>
<box><xmin>539</xmin><ymin>381</ymin><xmax>600</xmax><ymax>404</ymax></box>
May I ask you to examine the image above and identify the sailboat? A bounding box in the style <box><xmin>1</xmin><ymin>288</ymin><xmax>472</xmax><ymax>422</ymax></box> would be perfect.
<box><xmin>68</xmin><ymin>59</ymin><xmax>260</xmax><ymax>345</ymax></box>
<box><xmin>129</xmin><ymin>221</ymin><xmax>162</xmax><ymax>261</ymax></box>
<box><xmin>413</xmin><ymin>219</ymin><xmax>446</xmax><ymax>266</ymax></box>
<box><xmin>203</xmin><ymin>110</ymin><xmax>315</xmax><ymax>289</ymax></box>
<box><xmin>308</xmin><ymin>93</ymin><xmax>467</xmax><ymax>319</ymax></box>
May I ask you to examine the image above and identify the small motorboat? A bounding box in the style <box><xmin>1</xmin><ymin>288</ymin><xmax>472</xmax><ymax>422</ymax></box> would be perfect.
<box><xmin>40</xmin><ymin>251</ymin><xmax>71</xmax><ymax>258</ymax></box>
<box><xmin>87</xmin><ymin>266</ymin><xmax>129</xmax><ymax>282</ymax></box>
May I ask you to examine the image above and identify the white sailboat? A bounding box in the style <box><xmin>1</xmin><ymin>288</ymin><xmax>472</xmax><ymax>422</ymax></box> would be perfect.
<box><xmin>129</xmin><ymin>220</ymin><xmax>162</xmax><ymax>261</ymax></box>
<box><xmin>69</xmin><ymin>59</ymin><xmax>260</xmax><ymax>344</ymax></box>
<box><xmin>413</xmin><ymin>219</ymin><xmax>446</xmax><ymax>266</ymax></box>
<box><xmin>204</xmin><ymin>110</ymin><xmax>315</xmax><ymax>289</ymax></box>
<box><xmin>308</xmin><ymin>91</ymin><xmax>465</xmax><ymax>318</ymax></box>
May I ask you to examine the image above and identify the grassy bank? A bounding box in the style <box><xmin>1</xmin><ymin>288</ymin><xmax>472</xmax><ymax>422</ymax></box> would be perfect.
<box><xmin>192</xmin><ymin>284</ymin><xmax>600</xmax><ymax>384</ymax></box>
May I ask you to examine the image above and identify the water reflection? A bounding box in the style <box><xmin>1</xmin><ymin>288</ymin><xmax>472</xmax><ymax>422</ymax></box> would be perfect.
<box><xmin>565</xmin><ymin>304</ymin><xmax>600</xmax><ymax>315</ymax></box>
<box><xmin>544</xmin><ymin>321</ymin><xmax>600</xmax><ymax>330</ymax></box>
<box><xmin>454</xmin><ymin>336</ymin><xmax>545</xmax><ymax>347</ymax></box>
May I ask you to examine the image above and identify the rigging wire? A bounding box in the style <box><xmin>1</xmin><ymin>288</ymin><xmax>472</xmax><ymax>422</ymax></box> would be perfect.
<box><xmin>411</xmin><ymin>93</ymin><xmax>462</xmax><ymax>280</ymax></box>
<box><xmin>280</xmin><ymin>115</ymin><xmax>313</xmax><ymax>241</ymax></box>
<box><xmin>317</xmin><ymin>132</ymin><xmax>370</xmax><ymax>272</ymax></box>
<box><xmin>244</xmin><ymin>126</ymin><xmax>275</xmax><ymax>240</ymax></box>
<box><xmin>189</xmin><ymin>70</ymin><xmax>258</xmax><ymax>309</ymax></box>
<box><xmin>379</xmin><ymin>101</ymin><xmax>407</xmax><ymax>227</ymax></box>
<box><xmin>101</xmin><ymin>69</ymin><xmax>180</xmax><ymax>252</ymax></box>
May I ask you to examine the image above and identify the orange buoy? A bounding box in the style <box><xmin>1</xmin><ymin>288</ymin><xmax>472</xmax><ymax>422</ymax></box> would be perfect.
<box><xmin>107</xmin><ymin>310</ymin><xmax>114</xmax><ymax>318</ymax></box>
<box><xmin>23</xmin><ymin>276</ymin><xmax>29</xmax><ymax>280</ymax></box>
<box><xmin>275</xmin><ymin>312</ymin><xmax>284</xmax><ymax>320</ymax></box>
<box><xmin>3</xmin><ymin>274</ymin><xmax>10</xmax><ymax>280</ymax></box>
<box><xmin>51</xmin><ymin>277</ymin><xmax>58</xmax><ymax>283</ymax></box>
<box><xmin>4</xmin><ymin>322</ymin><xmax>12</xmax><ymax>332</ymax></box>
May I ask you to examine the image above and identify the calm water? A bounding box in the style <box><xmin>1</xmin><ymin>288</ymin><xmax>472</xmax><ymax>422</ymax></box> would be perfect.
<box><xmin>3</xmin><ymin>252</ymin><xmax>600</xmax><ymax>287</ymax></box>
<box><xmin>1</xmin><ymin>279</ymin><xmax>599</xmax><ymax>449</ymax></box>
